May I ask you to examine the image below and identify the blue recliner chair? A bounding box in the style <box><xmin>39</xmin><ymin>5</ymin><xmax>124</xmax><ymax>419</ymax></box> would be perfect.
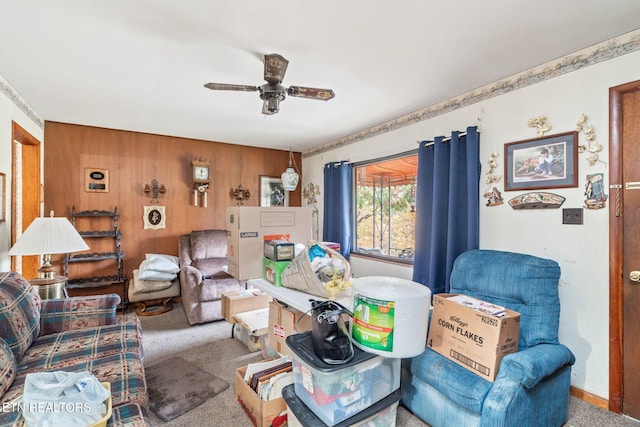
<box><xmin>402</xmin><ymin>249</ymin><xmax>575</xmax><ymax>427</ymax></box>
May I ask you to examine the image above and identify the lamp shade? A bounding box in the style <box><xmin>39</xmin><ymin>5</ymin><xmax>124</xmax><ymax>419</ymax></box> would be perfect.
<box><xmin>281</xmin><ymin>167</ymin><xmax>300</xmax><ymax>191</ymax></box>
<box><xmin>8</xmin><ymin>215</ymin><xmax>89</xmax><ymax>256</ymax></box>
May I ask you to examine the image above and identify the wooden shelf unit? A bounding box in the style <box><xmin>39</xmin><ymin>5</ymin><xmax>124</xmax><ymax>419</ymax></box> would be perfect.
<box><xmin>64</xmin><ymin>206</ymin><xmax>127</xmax><ymax>307</ymax></box>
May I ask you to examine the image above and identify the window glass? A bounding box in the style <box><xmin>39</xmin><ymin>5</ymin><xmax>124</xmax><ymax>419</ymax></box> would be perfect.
<box><xmin>354</xmin><ymin>152</ymin><xmax>417</xmax><ymax>262</ymax></box>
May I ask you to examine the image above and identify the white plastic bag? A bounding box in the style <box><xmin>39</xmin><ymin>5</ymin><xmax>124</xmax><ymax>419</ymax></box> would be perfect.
<box><xmin>22</xmin><ymin>371</ymin><xmax>110</xmax><ymax>427</ymax></box>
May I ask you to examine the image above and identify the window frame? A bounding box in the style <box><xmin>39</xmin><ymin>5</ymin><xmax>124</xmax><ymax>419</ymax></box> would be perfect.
<box><xmin>351</xmin><ymin>149</ymin><xmax>418</xmax><ymax>265</ymax></box>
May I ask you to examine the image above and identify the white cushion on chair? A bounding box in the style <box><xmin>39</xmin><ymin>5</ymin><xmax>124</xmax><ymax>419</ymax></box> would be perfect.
<box><xmin>129</xmin><ymin>270</ymin><xmax>180</xmax><ymax>303</ymax></box>
<box><xmin>131</xmin><ymin>269</ymin><xmax>174</xmax><ymax>293</ymax></box>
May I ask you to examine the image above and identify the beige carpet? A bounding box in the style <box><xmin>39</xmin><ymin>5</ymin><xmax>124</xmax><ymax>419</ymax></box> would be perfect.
<box><xmin>139</xmin><ymin>303</ymin><xmax>638</xmax><ymax>427</ymax></box>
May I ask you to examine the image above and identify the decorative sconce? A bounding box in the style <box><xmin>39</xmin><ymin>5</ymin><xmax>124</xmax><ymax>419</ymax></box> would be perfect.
<box><xmin>233</xmin><ymin>184</ymin><xmax>251</xmax><ymax>205</ymax></box>
<box><xmin>483</xmin><ymin>152</ymin><xmax>504</xmax><ymax>207</ymax></box>
<box><xmin>576</xmin><ymin>114</ymin><xmax>603</xmax><ymax>166</ymax></box>
<box><xmin>485</xmin><ymin>151</ymin><xmax>501</xmax><ymax>185</ymax></box>
<box><xmin>144</xmin><ymin>179</ymin><xmax>166</xmax><ymax>203</ymax></box>
<box><xmin>281</xmin><ymin>148</ymin><xmax>300</xmax><ymax>191</ymax></box>
<box><xmin>303</xmin><ymin>182</ymin><xmax>320</xmax><ymax>205</ymax></box>
<box><xmin>527</xmin><ymin>116</ymin><xmax>552</xmax><ymax>137</ymax></box>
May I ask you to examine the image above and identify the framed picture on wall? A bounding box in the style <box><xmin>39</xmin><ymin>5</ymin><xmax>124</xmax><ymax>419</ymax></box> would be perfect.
<box><xmin>504</xmin><ymin>131</ymin><xmax>578</xmax><ymax>191</ymax></box>
<box><xmin>143</xmin><ymin>205</ymin><xmax>166</xmax><ymax>230</ymax></box>
<box><xmin>0</xmin><ymin>172</ymin><xmax>5</xmax><ymax>222</ymax></box>
<box><xmin>259</xmin><ymin>176</ymin><xmax>289</xmax><ymax>207</ymax></box>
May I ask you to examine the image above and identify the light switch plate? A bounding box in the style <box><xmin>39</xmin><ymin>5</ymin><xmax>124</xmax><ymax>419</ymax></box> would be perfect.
<box><xmin>563</xmin><ymin>208</ymin><xmax>583</xmax><ymax>225</ymax></box>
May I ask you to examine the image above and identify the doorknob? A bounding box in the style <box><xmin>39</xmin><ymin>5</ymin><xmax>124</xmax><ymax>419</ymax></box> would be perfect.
<box><xmin>630</xmin><ymin>271</ymin><xmax>640</xmax><ymax>282</ymax></box>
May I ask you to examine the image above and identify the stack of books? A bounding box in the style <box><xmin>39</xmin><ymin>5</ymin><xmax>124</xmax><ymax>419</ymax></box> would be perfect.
<box><xmin>243</xmin><ymin>356</ymin><xmax>293</xmax><ymax>401</ymax></box>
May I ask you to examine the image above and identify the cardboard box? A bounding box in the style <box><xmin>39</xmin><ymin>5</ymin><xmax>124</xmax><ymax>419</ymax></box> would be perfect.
<box><xmin>235</xmin><ymin>365</ymin><xmax>287</xmax><ymax>427</ymax></box>
<box><xmin>268</xmin><ymin>301</ymin><xmax>311</xmax><ymax>357</ymax></box>
<box><xmin>264</xmin><ymin>240</ymin><xmax>295</xmax><ymax>261</ymax></box>
<box><xmin>226</xmin><ymin>206</ymin><xmax>312</xmax><ymax>280</ymax></box>
<box><xmin>263</xmin><ymin>257</ymin><xmax>291</xmax><ymax>287</ymax></box>
<box><xmin>222</xmin><ymin>290</ymin><xmax>272</xmax><ymax>324</ymax></box>
<box><xmin>427</xmin><ymin>293</ymin><xmax>520</xmax><ymax>381</ymax></box>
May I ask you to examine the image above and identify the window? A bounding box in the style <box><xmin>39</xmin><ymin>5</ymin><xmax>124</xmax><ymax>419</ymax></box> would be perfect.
<box><xmin>354</xmin><ymin>151</ymin><xmax>418</xmax><ymax>262</ymax></box>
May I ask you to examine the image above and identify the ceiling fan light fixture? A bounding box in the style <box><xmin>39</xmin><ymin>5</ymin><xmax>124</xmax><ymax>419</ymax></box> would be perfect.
<box><xmin>265</xmin><ymin>96</ymin><xmax>280</xmax><ymax>114</ymax></box>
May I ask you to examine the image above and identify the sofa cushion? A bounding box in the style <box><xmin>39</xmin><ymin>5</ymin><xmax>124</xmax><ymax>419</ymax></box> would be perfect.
<box><xmin>199</xmin><ymin>276</ymin><xmax>241</xmax><ymax>302</ymax></box>
<box><xmin>410</xmin><ymin>347</ymin><xmax>492</xmax><ymax>414</ymax></box>
<box><xmin>18</xmin><ymin>314</ymin><xmax>143</xmax><ymax>375</ymax></box>
<box><xmin>39</xmin><ymin>294</ymin><xmax>121</xmax><ymax>336</ymax></box>
<box><xmin>1</xmin><ymin>351</ymin><xmax>148</xmax><ymax>426</ymax></box>
<box><xmin>0</xmin><ymin>272</ymin><xmax>41</xmax><ymax>362</ymax></box>
<box><xmin>0</xmin><ymin>338</ymin><xmax>16</xmax><ymax>398</ymax></box>
<box><xmin>191</xmin><ymin>258</ymin><xmax>228</xmax><ymax>278</ymax></box>
<box><xmin>190</xmin><ymin>230</ymin><xmax>227</xmax><ymax>260</ymax></box>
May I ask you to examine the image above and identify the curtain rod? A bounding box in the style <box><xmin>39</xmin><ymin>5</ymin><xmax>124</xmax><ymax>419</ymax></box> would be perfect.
<box><xmin>418</xmin><ymin>129</ymin><xmax>480</xmax><ymax>146</ymax></box>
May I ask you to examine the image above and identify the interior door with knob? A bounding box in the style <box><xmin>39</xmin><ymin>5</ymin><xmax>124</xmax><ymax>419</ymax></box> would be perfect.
<box><xmin>612</xmin><ymin>80</ymin><xmax>640</xmax><ymax>419</ymax></box>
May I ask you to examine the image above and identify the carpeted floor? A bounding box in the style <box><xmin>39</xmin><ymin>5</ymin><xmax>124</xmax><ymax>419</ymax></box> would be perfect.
<box><xmin>139</xmin><ymin>303</ymin><xmax>639</xmax><ymax>427</ymax></box>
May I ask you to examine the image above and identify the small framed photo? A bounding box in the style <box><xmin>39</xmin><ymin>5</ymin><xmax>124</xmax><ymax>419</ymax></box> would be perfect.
<box><xmin>504</xmin><ymin>131</ymin><xmax>578</xmax><ymax>191</ymax></box>
<box><xmin>0</xmin><ymin>172</ymin><xmax>5</xmax><ymax>222</ymax></box>
<box><xmin>260</xmin><ymin>176</ymin><xmax>289</xmax><ymax>207</ymax></box>
<box><xmin>143</xmin><ymin>205</ymin><xmax>166</xmax><ymax>230</ymax></box>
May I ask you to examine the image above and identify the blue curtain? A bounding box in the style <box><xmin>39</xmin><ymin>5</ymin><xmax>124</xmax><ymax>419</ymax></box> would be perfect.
<box><xmin>412</xmin><ymin>126</ymin><xmax>480</xmax><ymax>294</ymax></box>
<box><xmin>322</xmin><ymin>161</ymin><xmax>353</xmax><ymax>259</ymax></box>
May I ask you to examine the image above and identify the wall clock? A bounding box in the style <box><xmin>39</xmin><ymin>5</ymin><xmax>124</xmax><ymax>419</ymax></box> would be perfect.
<box><xmin>192</xmin><ymin>160</ymin><xmax>211</xmax><ymax>184</ymax></box>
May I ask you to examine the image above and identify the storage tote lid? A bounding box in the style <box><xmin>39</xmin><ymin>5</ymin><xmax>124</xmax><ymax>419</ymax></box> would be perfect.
<box><xmin>286</xmin><ymin>331</ymin><xmax>376</xmax><ymax>372</ymax></box>
<box><xmin>282</xmin><ymin>384</ymin><xmax>401</xmax><ymax>427</ymax></box>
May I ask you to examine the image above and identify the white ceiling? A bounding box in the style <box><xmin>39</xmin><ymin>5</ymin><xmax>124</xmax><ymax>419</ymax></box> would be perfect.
<box><xmin>1</xmin><ymin>1</ymin><xmax>639</xmax><ymax>153</ymax></box>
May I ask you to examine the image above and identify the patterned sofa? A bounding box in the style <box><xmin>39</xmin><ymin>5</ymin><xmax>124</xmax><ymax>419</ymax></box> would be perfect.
<box><xmin>0</xmin><ymin>271</ymin><xmax>149</xmax><ymax>426</ymax></box>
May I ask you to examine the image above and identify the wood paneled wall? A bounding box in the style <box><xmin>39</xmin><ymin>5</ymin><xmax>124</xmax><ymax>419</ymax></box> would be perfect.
<box><xmin>43</xmin><ymin>121</ymin><xmax>301</xmax><ymax>283</ymax></box>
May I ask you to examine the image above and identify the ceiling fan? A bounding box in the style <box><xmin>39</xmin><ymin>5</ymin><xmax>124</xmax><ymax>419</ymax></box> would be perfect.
<box><xmin>204</xmin><ymin>53</ymin><xmax>335</xmax><ymax>115</ymax></box>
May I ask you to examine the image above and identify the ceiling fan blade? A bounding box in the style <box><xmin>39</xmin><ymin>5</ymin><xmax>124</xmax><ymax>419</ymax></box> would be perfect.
<box><xmin>287</xmin><ymin>86</ymin><xmax>335</xmax><ymax>101</ymax></box>
<box><xmin>204</xmin><ymin>83</ymin><xmax>258</xmax><ymax>92</ymax></box>
<box><xmin>264</xmin><ymin>54</ymin><xmax>289</xmax><ymax>84</ymax></box>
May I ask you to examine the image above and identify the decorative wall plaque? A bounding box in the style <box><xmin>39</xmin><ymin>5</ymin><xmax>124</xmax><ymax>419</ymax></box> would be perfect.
<box><xmin>143</xmin><ymin>205</ymin><xmax>166</xmax><ymax>230</ymax></box>
<box><xmin>85</xmin><ymin>168</ymin><xmax>109</xmax><ymax>193</ymax></box>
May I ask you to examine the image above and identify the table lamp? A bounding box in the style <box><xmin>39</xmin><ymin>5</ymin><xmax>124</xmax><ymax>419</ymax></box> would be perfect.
<box><xmin>8</xmin><ymin>210</ymin><xmax>89</xmax><ymax>299</ymax></box>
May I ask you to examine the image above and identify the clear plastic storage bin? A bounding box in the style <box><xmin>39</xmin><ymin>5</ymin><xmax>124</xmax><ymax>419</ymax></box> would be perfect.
<box><xmin>283</xmin><ymin>383</ymin><xmax>400</xmax><ymax>427</ymax></box>
<box><xmin>286</xmin><ymin>332</ymin><xmax>400</xmax><ymax>426</ymax></box>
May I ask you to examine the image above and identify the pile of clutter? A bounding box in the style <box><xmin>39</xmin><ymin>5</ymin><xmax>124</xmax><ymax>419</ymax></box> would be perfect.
<box><xmin>281</xmin><ymin>242</ymin><xmax>351</xmax><ymax>299</ymax></box>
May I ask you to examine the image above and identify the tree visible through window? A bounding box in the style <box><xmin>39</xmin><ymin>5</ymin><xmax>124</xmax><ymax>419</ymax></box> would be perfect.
<box><xmin>354</xmin><ymin>152</ymin><xmax>417</xmax><ymax>262</ymax></box>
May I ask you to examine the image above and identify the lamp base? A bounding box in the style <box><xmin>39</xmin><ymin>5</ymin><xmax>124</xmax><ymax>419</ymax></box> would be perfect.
<box><xmin>30</xmin><ymin>276</ymin><xmax>67</xmax><ymax>300</ymax></box>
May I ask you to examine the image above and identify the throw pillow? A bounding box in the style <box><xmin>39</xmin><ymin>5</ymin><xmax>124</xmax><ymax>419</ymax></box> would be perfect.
<box><xmin>132</xmin><ymin>269</ymin><xmax>174</xmax><ymax>293</ymax></box>
<box><xmin>0</xmin><ymin>337</ymin><xmax>16</xmax><ymax>397</ymax></box>
<box><xmin>0</xmin><ymin>272</ymin><xmax>41</xmax><ymax>362</ymax></box>
<box><xmin>139</xmin><ymin>256</ymin><xmax>180</xmax><ymax>274</ymax></box>
<box><xmin>137</xmin><ymin>269</ymin><xmax>177</xmax><ymax>282</ymax></box>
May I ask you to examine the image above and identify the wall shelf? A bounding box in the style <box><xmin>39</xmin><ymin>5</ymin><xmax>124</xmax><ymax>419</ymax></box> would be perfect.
<box><xmin>64</xmin><ymin>206</ymin><xmax>127</xmax><ymax>308</ymax></box>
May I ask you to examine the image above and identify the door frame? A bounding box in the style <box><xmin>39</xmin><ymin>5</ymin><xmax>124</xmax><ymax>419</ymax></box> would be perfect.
<box><xmin>10</xmin><ymin>121</ymin><xmax>41</xmax><ymax>275</ymax></box>
<box><xmin>608</xmin><ymin>79</ymin><xmax>640</xmax><ymax>413</ymax></box>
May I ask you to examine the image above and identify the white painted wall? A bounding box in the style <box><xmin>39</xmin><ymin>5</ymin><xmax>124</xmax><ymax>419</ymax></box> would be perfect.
<box><xmin>0</xmin><ymin>76</ymin><xmax>44</xmax><ymax>271</ymax></box>
<box><xmin>302</xmin><ymin>47</ymin><xmax>640</xmax><ymax>399</ymax></box>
